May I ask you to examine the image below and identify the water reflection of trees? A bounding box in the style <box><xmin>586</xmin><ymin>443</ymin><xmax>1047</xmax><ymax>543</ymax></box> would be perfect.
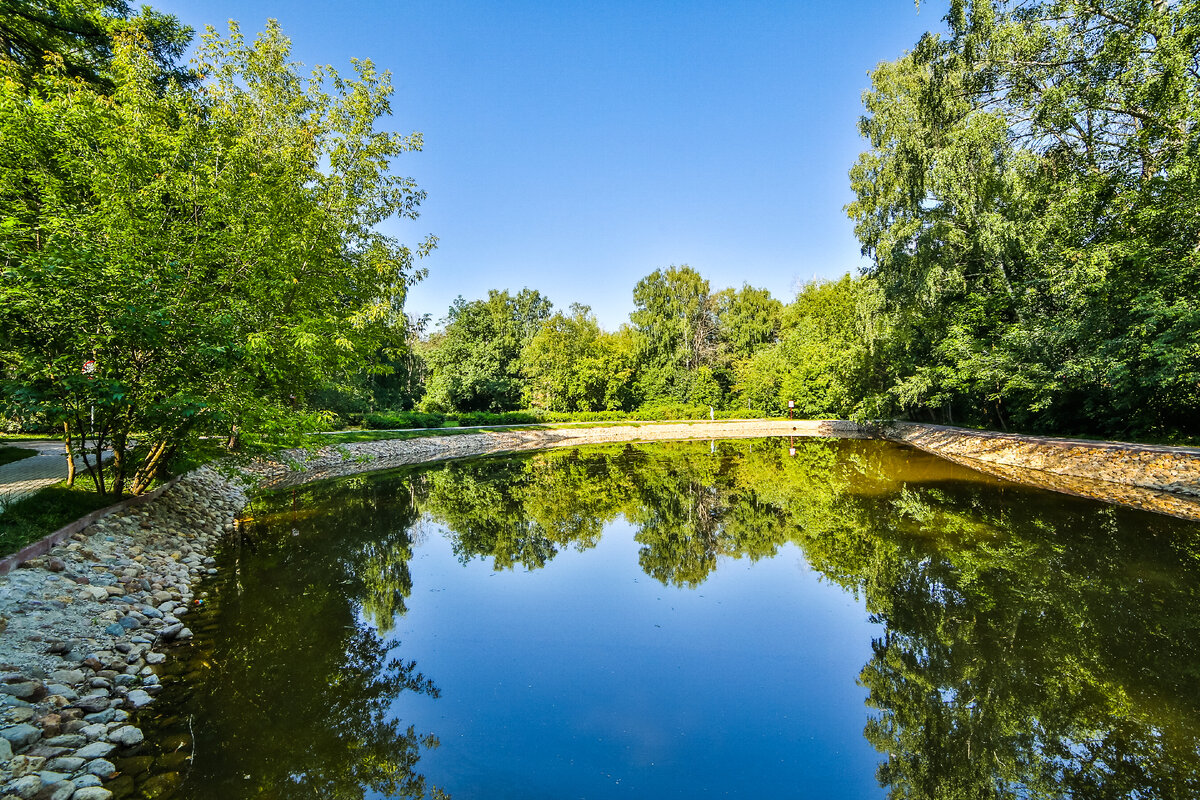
<box><xmin>162</xmin><ymin>476</ymin><xmax>447</xmax><ymax>800</ymax></box>
<box><xmin>413</xmin><ymin>439</ymin><xmax>1200</xmax><ymax>799</ymax></box>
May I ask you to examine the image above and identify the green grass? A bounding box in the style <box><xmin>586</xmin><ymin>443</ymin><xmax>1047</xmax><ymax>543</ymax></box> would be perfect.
<box><xmin>0</xmin><ymin>482</ymin><xmax>124</xmax><ymax>557</ymax></box>
<box><xmin>0</xmin><ymin>447</ymin><xmax>38</xmax><ymax>467</ymax></box>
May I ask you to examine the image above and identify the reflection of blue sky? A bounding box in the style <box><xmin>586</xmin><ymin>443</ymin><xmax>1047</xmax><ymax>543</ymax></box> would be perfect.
<box><xmin>377</xmin><ymin>518</ymin><xmax>884</xmax><ymax>799</ymax></box>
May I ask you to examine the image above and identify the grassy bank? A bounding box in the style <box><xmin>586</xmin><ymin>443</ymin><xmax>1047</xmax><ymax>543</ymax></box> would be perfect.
<box><xmin>0</xmin><ymin>482</ymin><xmax>124</xmax><ymax>557</ymax></box>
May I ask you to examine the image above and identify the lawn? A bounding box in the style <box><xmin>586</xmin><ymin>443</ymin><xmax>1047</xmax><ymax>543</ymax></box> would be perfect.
<box><xmin>0</xmin><ymin>482</ymin><xmax>124</xmax><ymax>557</ymax></box>
<box><xmin>0</xmin><ymin>446</ymin><xmax>38</xmax><ymax>468</ymax></box>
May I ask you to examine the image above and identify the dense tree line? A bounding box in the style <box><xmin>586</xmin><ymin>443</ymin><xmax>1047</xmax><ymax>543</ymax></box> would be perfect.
<box><xmin>398</xmin><ymin>266</ymin><xmax>871</xmax><ymax>420</ymax></box>
<box><xmin>849</xmin><ymin>0</ymin><xmax>1200</xmax><ymax>438</ymax></box>
<box><xmin>4</xmin><ymin>0</ymin><xmax>1198</xmax><ymax>497</ymax></box>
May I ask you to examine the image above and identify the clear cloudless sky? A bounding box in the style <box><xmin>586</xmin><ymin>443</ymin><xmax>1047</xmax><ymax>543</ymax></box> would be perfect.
<box><xmin>153</xmin><ymin>1</ymin><xmax>946</xmax><ymax>331</ymax></box>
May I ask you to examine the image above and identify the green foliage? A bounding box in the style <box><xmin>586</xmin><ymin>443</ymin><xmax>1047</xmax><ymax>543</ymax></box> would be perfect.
<box><xmin>0</xmin><ymin>445</ymin><xmax>35</xmax><ymax>467</ymax></box>
<box><xmin>630</xmin><ymin>265</ymin><xmax>721</xmax><ymax>403</ymax></box>
<box><xmin>0</xmin><ymin>0</ymin><xmax>192</xmax><ymax>89</ymax></box>
<box><xmin>362</xmin><ymin>411</ymin><xmax>448</xmax><ymax>430</ymax></box>
<box><xmin>0</xmin><ymin>19</ymin><xmax>431</xmax><ymax>492</ymax></box>
<box><xmin>421</xmin><ymin>289</ymin><xmax>551</xmax><ymax>413</ymax></box>
<box><xmin>848</xmin><ymin>0</ymin><xmax>1200</xmax><ymax>438</ymax></box>
<box><xmin>0</xmin><ymin>481</ymin><xmax>118</xmax><ymax>556</ymax></box>
<box><xmin>520</xmin><ymin>304</ymin><xmax>638</xmax><ymax>412</ymax></box>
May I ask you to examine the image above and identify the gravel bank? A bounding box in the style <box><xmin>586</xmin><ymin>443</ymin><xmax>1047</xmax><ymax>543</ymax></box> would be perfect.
<box><xmin>0</xmin><ymin>468</ymin><xmax>245</xmax><ymax>800</ymax></box>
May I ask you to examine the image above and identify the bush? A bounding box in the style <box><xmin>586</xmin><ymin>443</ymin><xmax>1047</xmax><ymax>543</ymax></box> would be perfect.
<box><xmin>455</xmin><ymin>411</ymin><xmax>543</xmax><ymax>426</ymax></box>
<box><xmin>362</xmin><ymin>411</ymin><xmax>447</xmax><ymax>430</ymax></box>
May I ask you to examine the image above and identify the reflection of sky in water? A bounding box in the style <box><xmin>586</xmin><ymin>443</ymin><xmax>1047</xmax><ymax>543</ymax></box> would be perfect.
<box><xmin>376</xmin><ymin>518</ymin><xmax>883</xmax><ymax>799</ymax></box>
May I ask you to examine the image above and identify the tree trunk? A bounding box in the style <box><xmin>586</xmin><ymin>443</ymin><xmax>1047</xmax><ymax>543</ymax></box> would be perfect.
<box><xmin>110</xmin><ymin>431</ymin><xmax>126</xmax><ymax>496</ymax></box>
<box><xmin>62</xmin><ymin>422</ymin><xmax>76</xmax><ymax>487</ymax></box>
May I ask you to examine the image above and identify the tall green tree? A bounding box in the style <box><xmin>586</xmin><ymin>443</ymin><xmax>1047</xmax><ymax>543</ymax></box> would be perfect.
<box><xmin>849</xmin><ymin>0</ymin><xmax>1200</xmax><ymax>437</ymax></box>
<box><xmin>0</xmin><ymin>20</ymin><xmax>433</xmax><ymax>493</ymax></box>
<box><xmin>421</xmin><ymin>288</ymin><xmax>552</xmax><ymax>412</ymax></box>
<box><xmin>0</xmin><ymin>0</ymin><xmax>192</xmax><ymax>88</ymax></box>
<box><xmin>630</xmin><ymin>265</ymin><xmax>722</xmax><ymax>405</ymax></box>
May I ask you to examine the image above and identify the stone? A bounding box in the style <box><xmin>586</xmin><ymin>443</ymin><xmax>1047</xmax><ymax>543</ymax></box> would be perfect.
<box><xmin>71</xmin><ymin>787</ymin><xmax>114</xmax><ymax>800</ymax></box>
<box><xmin>9</xmin><ymin>753</ymin><xmax>45</xmax><ymax>776</ymax></box>
<box><xmin>157</xmin><ymin>623</ymin><xmax>184</xmax><ymax>640</ymax></box>
<box><xmin>46</xmin><ymin>779</ymin><xmax>77</xmax><ymax>800</ymax></box>
<box><xmin>72</xmin><ymin>741</ymin><xmax>115</xmax><ymax>760</ymax></box>
<box><xmin>0</xmin><ymin>734</ymin><xmax>11</xmax><ymax>763</ymax></box>
<box><xmin>42</xmin><ymin>734</ymin><xmax>86</xmax><ymax>749</ymax></box>
<box><xmin>124</xmin><ymin>690</ymin><xmax>153</xmax><ymax>709</ymax></box>
<box><xmin>0</xmin><ymin>682</ymin><xmax>43</xmax><ymax>701</ymax></box>
<box><xmin>85</xmin><ymin>758</ymin><xmax>116</xmax><ymax>778</ymax></box>
<box><xmin>78</xmin><ymin>724</ymin><xmax>106</xmax><ymax>741</ymax></box>
<box><xmin>46</xmin><ymin>558</ymin><xmax>66</xmax><ymax>573</ymax></box>
<box><xmin>6</xmin><ymin>774</ymin><xmax>42</xmax><ymax>799</ymax></box>
<box><xmin>70</xmin><ymin>695</ymin><xmax>109</xmax><ymax>714</ymax></box>
<box><xmin>144</xmin><ymin>652</ymin><xmax>166</xmax><ymax>665</ymax></box>
<box><xmin>0</xmin><ymin>723</ymin><xmax>41</xmax><ymax>748</ymax></box>
<box><xmin>46</xmin><ymin>755</ymin><xmax>86</xmax><ymax>772</ymax></box>
<box><xmin>175</xmin><ymin>627</ymin><xmax>193</xmax><ymax>640</ymax></box>
<box><xmin>48</xmin><ymin>671</ymin><xmax>84</xmax><ymax>687</ymax></box>
<box><xmin>82</xmin><ymin>709</ymin><xmax>116</xmax><ymax>724</ymax></box>
<box><xmin>107</xmin><ymin>725</ymin><xmax>144</xmax><ymax>747</ymax></box>
<box><xmin>35</xmin><ymin>769</ymin><xmax>68</xmax><ymax>786</ymax></box>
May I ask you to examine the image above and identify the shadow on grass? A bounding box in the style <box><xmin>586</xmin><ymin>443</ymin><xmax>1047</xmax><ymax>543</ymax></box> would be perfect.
<box><xmin>0</xmin><ymin>447</ymin><xmax>39</xmax><ymax>468</ymax></box>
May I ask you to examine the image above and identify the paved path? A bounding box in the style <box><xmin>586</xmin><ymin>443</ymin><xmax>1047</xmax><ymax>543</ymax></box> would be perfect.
<box><xmin>0</xmin><ymin>440</ymin><xmax>110</xmax><ymax>510</ymax></box>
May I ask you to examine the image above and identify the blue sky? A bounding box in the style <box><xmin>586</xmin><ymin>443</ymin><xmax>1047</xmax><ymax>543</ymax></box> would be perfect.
<box><xmin>154</xmin><ymin>1</ymin><xmax>944</xmax><ymax>330</ymax></box>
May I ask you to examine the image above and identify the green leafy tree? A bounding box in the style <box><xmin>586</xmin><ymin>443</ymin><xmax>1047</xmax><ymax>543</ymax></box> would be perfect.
<box><xmin>421</xmin><ymin>288</ymin><xmax>552</xmax><ymax>412</ymax></box>
<box><xmin>848</xmin><ymin>0</ymin><xmax>1200</xmax><ymax>438</ymax></box>
<box><xmin>520</xmin><ymin>304</ymin><xmax>639</xmax><ymax>412</ymax></box>
<box><xmin>0</xmin><ymin>20</ymin><xmax>433</xmax><ymax>493</ymax></box>
<box><xmin>714</xmin><ymin>284</ymin><xmax>782</xmax><ymax>363</ymax></box>
<box><xmin>0</xmin><ymin>0</ymin><xmax>192</xmax><ymax>88</ymax></box>
<box><xmin>630</xmin><ymin>265</ymin><xmax>721</xmax><ymax>404</ymax></box>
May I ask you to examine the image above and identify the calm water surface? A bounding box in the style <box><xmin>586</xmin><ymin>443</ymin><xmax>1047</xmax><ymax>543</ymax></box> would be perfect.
<box><xmin>115</xmin><ymin>439</ymin><xmax>1200</xmax><ymax>799</ymax></box>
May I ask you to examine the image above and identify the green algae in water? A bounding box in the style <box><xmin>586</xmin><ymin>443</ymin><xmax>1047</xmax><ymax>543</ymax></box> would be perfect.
<box><xmin>117</xmin><ymin>439</ymin><xmax>1200</xmax><ymax>799</ymax></box>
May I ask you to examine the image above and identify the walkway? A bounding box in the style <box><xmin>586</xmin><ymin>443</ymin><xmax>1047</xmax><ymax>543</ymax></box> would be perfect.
<box><xmin>0</xmin><ymin>440</ymin><xmax>110</xmax><ymax>509</ymax></box>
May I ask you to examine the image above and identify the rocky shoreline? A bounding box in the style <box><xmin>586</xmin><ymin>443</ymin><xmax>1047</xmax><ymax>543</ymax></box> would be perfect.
<box><xmin>0</xmin><ymin>468</ymin><xmax>245</xmax><ymax>800</ymax></box>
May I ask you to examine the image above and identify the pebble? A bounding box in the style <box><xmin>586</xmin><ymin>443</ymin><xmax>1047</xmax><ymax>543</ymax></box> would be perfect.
<box><xmin>0</xmin><ymin>465</ymin><xmax>248</xmax><ymax>794</ymax></box>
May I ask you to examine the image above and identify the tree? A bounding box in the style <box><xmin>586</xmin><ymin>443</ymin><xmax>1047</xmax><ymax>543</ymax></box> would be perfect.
<box><xmin>714</xmin><ymin>284</ymin><xmax>782</xmax><ymax>364</ymax></box>
<box><xmin>848</xmin><ymin>0</ymin><xmax>1200</xmax><ymax>438</ymax></box>
<box><xmin>731</xmin><ymin>275</ymin><xmax>879</xmax><ymax>418</ymax></box>
<box><xmin>0</xmin><ymin>0</ymin><xmax>192</xmax><ymax>88</ymax></box>
<box><xmin>630</xmin><ymin>265</ymin><xmax>721</xmax><ymax>404</ymax></box>
<box><xmin>0</xmin><ymin>20</ymin><xmax>433</xmax><ymax>493</ymax></box>
<box><xmin>520</xmin><ymin>304</ymin><xmax>640</xmax><ymax>413</ymax></box>
<box><xmin>421</xmin><ymin>289</ymin><xmax>552</xmax><ymax>412</ymax></box>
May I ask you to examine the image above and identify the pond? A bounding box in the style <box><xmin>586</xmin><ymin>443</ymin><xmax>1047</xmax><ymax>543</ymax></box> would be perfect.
<box><xmin>114</xmin><ymin>438</ymin><xmax>1200</xmax><ymax>799</ymax></box>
